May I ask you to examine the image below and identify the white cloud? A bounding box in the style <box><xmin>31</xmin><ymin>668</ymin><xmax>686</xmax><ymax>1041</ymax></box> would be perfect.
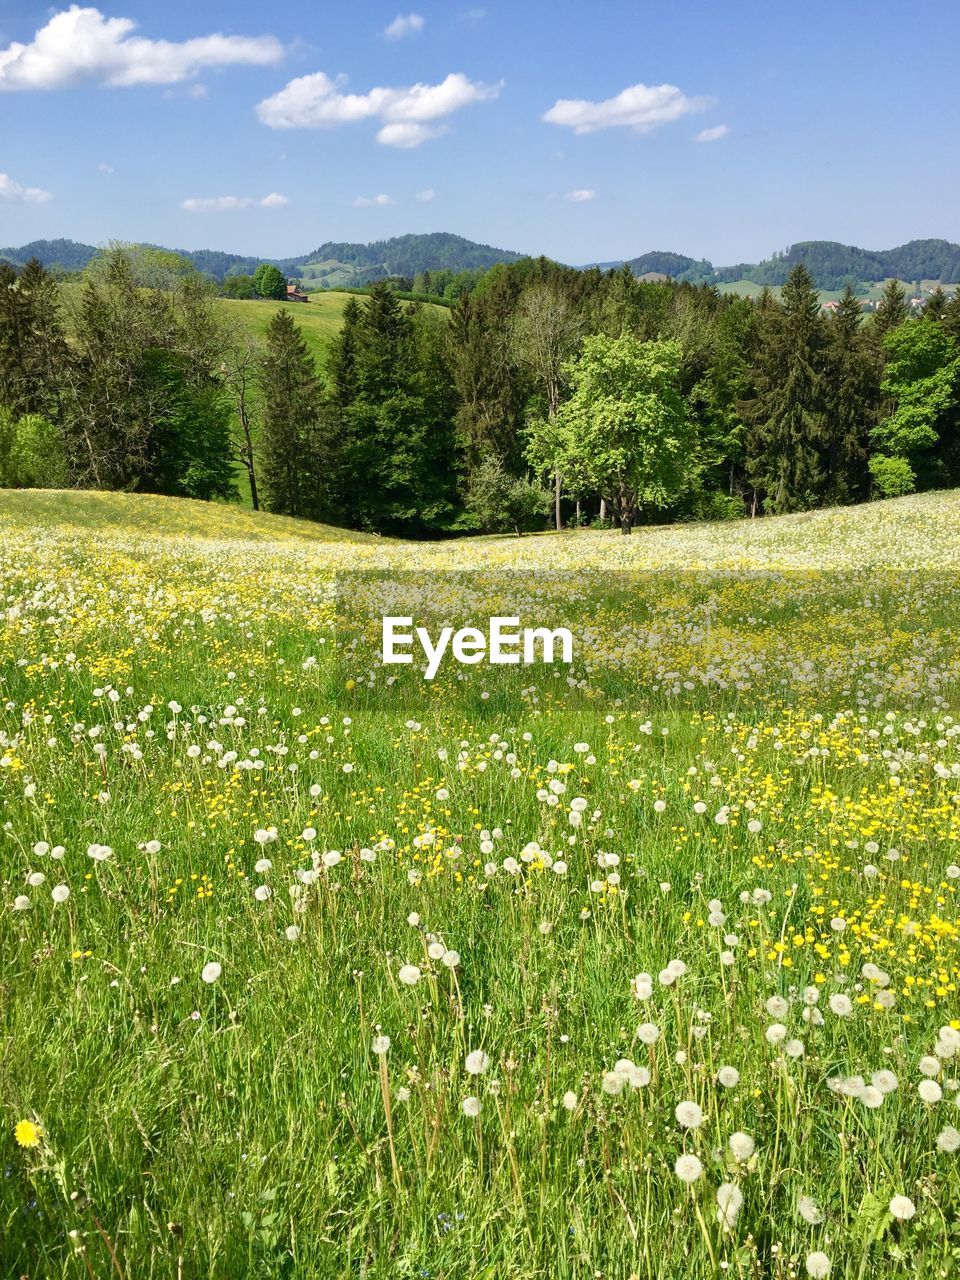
<box><xmin>543</xmin><ymin>82</ymin><xmax>712</xmax><ymax>135</ymax></box>
<box><xmin>694</xmin><ymin>123</ymin><xmax>730</xmax><ymax>143</ymax></box>
<box><xmin>565</xmin><ymin>188</ymin><xmax>596</xmax><ymax>202</ymax></box>
<box><xmin>257</xmin><ymin>70</ymin><xmax>501</xmax><ymax>147</ymax></box>
<box><xmin>181</xmin><ymin>193</ymin><xmax>289</xmax><ymax>213</ymax></box>
<box><xmin>98</xmin><ymin>161</ymin><xmax>114</xmax><ymax>174</ymax></box>
<box><xmin>0</xmin><ymin>6</ymin><xmax>282</xmax><ymax>91</ymax></box>
<box><xmin>415</xmin><ymin>187</ymin><xmax>436</xmax><ymax>202</ymax></box>
<box><xmin>383</xmin><ymin>13</ymin><xmax>425</xmax><ymax>40</ymax></box>
<box><xmin>353</xmin><ymin>194</ymin><xmax>394</xmax><ymax>207</ymax></box>
<box><xmin>0</xmin><ymin>172</ymin><xmax>52</xmax><ymax>203</ymax></box>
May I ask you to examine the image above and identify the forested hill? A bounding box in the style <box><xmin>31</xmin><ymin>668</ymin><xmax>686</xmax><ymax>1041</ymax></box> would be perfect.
<box><xmin>0</xmin><ymin>232</ymin><xmax>523</xmax><ymax>283</ymax></box>
<box><xmin>594</xmin><ymin>239</ymin><xmax>960</xmax><ymax>288</ymax></box>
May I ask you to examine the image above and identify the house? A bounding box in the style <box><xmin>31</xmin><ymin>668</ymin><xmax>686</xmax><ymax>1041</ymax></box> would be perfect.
<box><xmin>286</xmin><ymin>284</ymin><xmax>310</xmax><ymax>303</ymax></box>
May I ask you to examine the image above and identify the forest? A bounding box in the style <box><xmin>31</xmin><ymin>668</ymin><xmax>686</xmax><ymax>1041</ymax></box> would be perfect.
<box><xmin>1</xmin><ymin>245</ymin><xmax>959</xmax><ymax>536</ymax></box>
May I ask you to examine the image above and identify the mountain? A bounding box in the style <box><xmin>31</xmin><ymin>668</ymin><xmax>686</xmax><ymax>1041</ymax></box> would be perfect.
<box><xmin>713</xmin><ymin>239</ymin><xmax>960</xmax><ymax>288</ymax></box>
<box><xmin>0</xmin><ymin>231</ymin><xmax>524</xmax><ymax>285</ymax></box>
<box><xmin>295</xmin><ymin>232</ymin><xmax>525</xmax><ymax>287</ymax></box>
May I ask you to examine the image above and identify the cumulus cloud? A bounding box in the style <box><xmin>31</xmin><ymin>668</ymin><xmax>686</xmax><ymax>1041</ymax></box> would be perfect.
<box><xmin>257</xmin><ymin>70</ymin><xmax>501</xmax><ymax>147</ymax></box>
<box><xmin>415</xmin><ymin>187</ymin><xmax>436</xmax><ymax>202</ymax></box>
<box><xmin>0</xmin><ymin>172</ymin><xmax>52</xmax><ymax>203</ymax></box>
<box><xmin>543</xmin><ymin>82</ymin><xmax>712</xmax><ymax>135</ymax></box>
<box><xmin>383</xmin><ymin>13</ymin><xmax>425</xmax><ymax>40</ymax></box>
<box><xmin>565</xmin><ymin>188</ymin><xmax>596</xmax><ymax>202</ymax></box>
<box><xmin>181</xmin><ymin>193</ymin><xmax>289</xmax><ymax>213</ymax></box>
<box><xmin>0</xmin><ymin>6</ymin><xmax>282</xmax><ymax>91</ymax></box>
<box><xmin>694</xmin><ymin>123</ymin><xmax>730</xmax><ymax>143</ymax></box>
<box><xmin>353</xmin><ymin>193</ymin><xmax>394</xmax><ymax>207</ymax></box>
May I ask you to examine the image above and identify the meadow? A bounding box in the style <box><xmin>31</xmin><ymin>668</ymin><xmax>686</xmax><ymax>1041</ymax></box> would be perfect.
<box><xmin>3</xmin><ymin>489</ymin><xmax>960</xmax><ymax>1278</ymax></box>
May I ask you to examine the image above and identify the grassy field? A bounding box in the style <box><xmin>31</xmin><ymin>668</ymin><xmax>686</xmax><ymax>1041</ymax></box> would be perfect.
<box><xmin>3</xmin><ymin>489</ymin><xmax>960</xmax><ymax>1278</ymax></box>
<box><xmin>717</xmin><ymin>278</ymin><xmax>952</xmax><ymax>304</ymax></box>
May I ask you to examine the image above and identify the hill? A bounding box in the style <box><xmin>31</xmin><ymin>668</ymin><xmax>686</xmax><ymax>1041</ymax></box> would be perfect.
<box><xmin>2</xmin><ymin>485</ymin><xmax>959</xmax><ymax>569</ymax></box>
<box><xmin>1</xmin><ymin>232</ymin><xmax>524</xmax><ymax>285</ymax></box>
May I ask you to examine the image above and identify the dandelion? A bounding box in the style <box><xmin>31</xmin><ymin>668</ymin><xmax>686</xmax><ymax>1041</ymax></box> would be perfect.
<box><xmin>729</xmin><ymin>1132</ymin><xmax>755</xmax><ymax>1162</ymax></box>
<box><xmin>371</xmin><ymin>1035</ymin><xmax>391</xmax><ymax>1056</ymax></box>
<box><xmin>462</xmin><ymin>1096</ymin><xmax>482</xmax><ymax>1118</ymax></box>
<box><xmin>937</xmin><ymin>1125</ymin><xmax>960</xmax><ymax>1152</ymax></box>
<box><xmin>717</xmin><ymin>1066</ymin><xmax>740</xmax><ymax>1088</ymax></box>
<box><xmin>636</xmin><ymin>1022</ymin><xmax>660</xmax><ymax>1045</ymax></box>
<box><xmin>465</xmin><ymin>1050</ymin><xmax>490</xmax><ymax>1075</ymax></box>
<box><xmin>889</xmin><ymin>1195</ymin><xmax>916</xmax><ymax>1221</ymax></box>
<box><xmin>253</xmin><ymin>884</ymin><xmax>271</xmax><ymax>902</ymax></box>
<box><xmin>51</xmin><ymin>884</ymin><xmax>70</xmax><ymax>903</ymax></box>
<box><xmin>918</xmin><ymin>1079</ymin><xmax>943</xmax><ymax>1104</ymax></box>
<box><xmin>201</xmin><ymin>961</ymin><xmax>222</xmax><ymax>984</ymax></box>
<box><xmin>828</xmin><ymin>994</ymin><xmax>853</xmax><ymax>1017</ymax></box>
<box><xmin>674</xmin><ymin>1154</ymin><xmax>703</xmax><ymax>1184</ymax></box>
<box><xmin>675</xmin><ymin>1100</ymin><xmax>704</xmax><ymax>1130</ymax></box>
<box><xmin>398</xmin><ymin>964</ymin><xmax>421</xmax><ymax>986</ymax></box>
<box><xmin>285</xmin><ymin>925</ymin><xmax>301</xmax><ymax>942</ymax></box>
<box><xmin>562</xmin><ymin>1090</ymin><xmax>578</xmax><ymax>1111</ymax></box>
<box><xmin>716</xmin><ymin>1182</ymin><xmax>743</xmax><ymax>1229</ymax></box>
<box><xmin>14</xmin><ymin>1119</ymin><xmax>42</xmax><ymax>1149</ymax></box>
<box><xmin>806</xmin><ymin>1252</ymin><xmax>831</xmax><ymax>1279</ymax></box>
<box><xmin>798</xmin><ymin>1195</ymin><xmax>824</xmax><ymax>1225</ymax></box>
<box><xmin>601</xmin><ymin>1071</ymin><xmax>625</xmax><ymax>1096</ymax></box>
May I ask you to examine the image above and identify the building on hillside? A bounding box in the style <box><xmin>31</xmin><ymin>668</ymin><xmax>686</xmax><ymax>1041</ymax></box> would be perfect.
<box><xmin>286</xmin><ymin>284</ymin><xmax>310</xmax><ymax>302</ymax></box>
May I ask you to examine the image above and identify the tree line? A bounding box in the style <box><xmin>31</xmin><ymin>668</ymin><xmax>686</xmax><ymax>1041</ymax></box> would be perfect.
<box><xmin>1</xmin><ymin>245</ymin><xmax>958</xmax><ymax>535</ymax></box>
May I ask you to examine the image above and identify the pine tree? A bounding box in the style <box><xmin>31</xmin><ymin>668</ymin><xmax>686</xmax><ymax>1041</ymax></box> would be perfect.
<box><xmin>0</xmin><ymin>258</ymin><xmax>67</xmax><ymax>419</ymax></box>
<box><xmin>259</xmin><ymin>309</ymin><xmax>322</xmax><ymax>517</ymax></box>
<box><xmin>824</xmin><ymin>285</ymin><xmax>876</xmax><ymax>503</ymax></box>
<box><xmin>873</xmin><ymin>279</ymin><xmax>909</xmax><ymax>340</ymax></box>
<box><xmin>742</xmin><ymin>266</ymin><xmax>829</xmax><ymax>513</ymax></box>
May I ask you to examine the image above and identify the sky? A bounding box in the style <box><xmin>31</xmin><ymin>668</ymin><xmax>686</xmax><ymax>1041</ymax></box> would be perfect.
<box><xmin>0</xmin><ymin>1</ymin><xmax>958</xmax><ymax>266</ymax></box>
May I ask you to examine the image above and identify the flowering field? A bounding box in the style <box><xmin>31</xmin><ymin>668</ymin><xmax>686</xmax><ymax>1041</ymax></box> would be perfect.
<box><xmin>3</xmin><ymin>490</ymin><xmax>960</xmax><ymax>1279</ymax></box>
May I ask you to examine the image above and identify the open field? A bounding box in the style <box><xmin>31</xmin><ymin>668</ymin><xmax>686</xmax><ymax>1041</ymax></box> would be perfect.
<box><xmin>717</xmin><ymin>278</ymin><xmax>954</xmax><ymax>304</ymax></box>
<box><xmin>3</xmin><ymin>490</ymin><xmax>960</xmax><ymax>1278</ymax></box>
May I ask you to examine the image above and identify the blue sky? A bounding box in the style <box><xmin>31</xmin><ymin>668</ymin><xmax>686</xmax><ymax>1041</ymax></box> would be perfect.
<box><xmin>1</xmin><ymin>1</ymin><xmax>958</xmax><ymax>265</ymax></box>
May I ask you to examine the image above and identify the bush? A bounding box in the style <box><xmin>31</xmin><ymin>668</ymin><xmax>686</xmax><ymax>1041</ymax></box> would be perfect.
<box><xmin>869</xmin><ymin>453</ymin><xmax>916</xmax><ymax>498</ymax></box>
<box><xmin>466</xmin><ymin>456</ymin><xmax>551</xmax><ymax>536</ymax></box>
<box><xmin>0</xmin><ymin>410</ymin><xmax>68</xmax><ymax>488</ymax></box>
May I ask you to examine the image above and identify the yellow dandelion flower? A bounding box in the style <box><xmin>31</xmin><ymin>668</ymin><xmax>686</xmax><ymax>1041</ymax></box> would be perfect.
<box><xmin>14</xmin><ymin>1119</ymin><xmax>42</xmax><ymax>1149</ymax></box>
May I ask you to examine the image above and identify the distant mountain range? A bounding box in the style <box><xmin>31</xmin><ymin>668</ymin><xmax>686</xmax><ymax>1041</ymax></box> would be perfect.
<box><xmin>2</xmin><ymin>234</ymin><xmax>959</xmax><ymax>290</ymax></box>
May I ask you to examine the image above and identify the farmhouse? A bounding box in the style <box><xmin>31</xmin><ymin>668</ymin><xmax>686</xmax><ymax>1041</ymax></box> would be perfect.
<box><xmin>286</xmin><ymin>284</ymin><xmax>310</xmax><ymax>303</ymax></box>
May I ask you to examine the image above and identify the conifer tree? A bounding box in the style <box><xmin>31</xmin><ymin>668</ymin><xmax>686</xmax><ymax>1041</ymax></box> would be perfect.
<box><xmin>742</xmin><ymin>265</ymin><xmax>829</xmax><ymax>513</ymax></box>
<box><xmin>259</xmin><ymin>308</ymin><xmax>323</xmax><ymax>518</ymax></box>
<box><xmin>824</xmin><ymin>285</ymin><xmax>876</xmax><ymax>503</ymax></box>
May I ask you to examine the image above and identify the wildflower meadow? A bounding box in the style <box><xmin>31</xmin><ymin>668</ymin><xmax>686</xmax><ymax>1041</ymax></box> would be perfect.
<box><xmin>3</xmin><ymin>488</ymin><xmax>960</xmax><ymax>1278</ymax></box>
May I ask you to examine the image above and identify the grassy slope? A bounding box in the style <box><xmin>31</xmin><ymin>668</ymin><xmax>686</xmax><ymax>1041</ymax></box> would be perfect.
<box><xmin>2</xmin><ymin>486</ymin><xmax>960</xmax><ymax>569</ymax></box>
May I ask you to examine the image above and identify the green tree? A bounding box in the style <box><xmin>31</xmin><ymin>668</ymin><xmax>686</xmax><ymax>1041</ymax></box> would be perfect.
<box><xmin>542</xmin><ymin>333</ymin><xmax>691</xmax><ymax>534</ymax></box>
<box><xmin>0</xmin><ymin>258</ymin><xmax>67</xmax><ymax>420</ymax></box>
<box><xmin>222</xmin><ymin>274</ymin><xmax>257</xmax><ymax>300</ymax></box>
<box><xmin>0</xmin><ymin>410</ymin><xmax>67</xmax><ymax>487</ymax></box>
<box><xmin>254</xmin><ymin>264</ymin><xmax>288</xmax><ymax>301</ymax></box>
<box><xmin>869</xmin><ymin>319</ymin><xmax>960</xmax><ymax>494</ymax></box>
<box><xmin>824</xmin><ymin>284</ymin><xmax>876</xmax><ymax>503</ymax></box>
<box><xmin>873</xmin><ymin>278</ymin><xmax>909</xmax><ymax>342</ymax></box>
<box><xmin>465</xmin><ymin>455</ymin><xmax>549</xmax><ymax>535</ymax></box>
<box><xmin>259</xmin><ymin>308</ymin><xmax>323</xmax><ymax>517</ymax></box>
<box><xmin>742</xmin><ymin>265</ymin><xmax>829</xmax><ymax>513</ymax></box>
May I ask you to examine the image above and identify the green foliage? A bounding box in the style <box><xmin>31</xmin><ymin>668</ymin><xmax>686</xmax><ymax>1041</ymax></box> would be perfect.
<box><xmin>742</xmin><ymin>266</ymin><xmax>830</xmax><ymax>513</ymax></box>
<box><xmin>871</xmin><ymin>319</ymin><xmax>960</xmax><ymax>487</ymax></box>
<box><xmin>548</xmin><ymin>332</ymin><xmax>692</xmax><ymax>533</ymax></box>
<box><xmin>0</xmin><ymin>410</ymin><xmax>67</xmax><ymax>488</ymax></box>
<box><xmin>221</xmin><ymin>274</ymin><xmax>257</xmax><ymax>300</ymax></box>
<box><xmin>465</xmin><ymin>455</ymin><xmax>550</xmax><ymax>534</ymax></box>
<box><xmin>868</xmin><ymin>452</ymin><xmax>917</xmax><ymax>497</ymax></box>
<box><xmin>254</xmin><ymin>264</ymin><xmax>288</xmax><ymax>301</ymax></box>
<box><xmin>258</xmin><ymin>309</ymin><xmax>325</xmax><ymax>519</ymax></box>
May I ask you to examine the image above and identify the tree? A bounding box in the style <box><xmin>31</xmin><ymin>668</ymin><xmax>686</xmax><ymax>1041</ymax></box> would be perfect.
<box><xmin>545</xmin><ymin>333</ymin><xmax>691</xmax><ymax>534</ymax></box>
<box><xmin>0</xmin><ymin>409</ymin><xmax>67</xmax><ymax>488</ymax></box>
<box><xmin>218</xmin><ymin>321</ymin><xmax>264</xmax><ymax>510</ymax></box>
<box><xmin>512</xmin><ymin>284</ymin><xmax>582</xmax><ymax>529</ymax></box>
<box><xmin>254</xmin><ymin>264</ymin><xmax>288</xmax><ymax>301</ymax></box>
<box><xmin>59</xmin><ymin>246</ymin><xmax>229</xmax><ymax>494</ymax></box>
<box><xmin>466</xmin><ymin>455</ymin><xmax>549</xmax><ymax>535</ymax></box>
<box><xmin>222</xmin><ymin>274</ymin><xmax>257</xmax><ymax>300</ymax></box>
<box><xmin>742</xmin><ymin>265</ymin><xmax>829</xmax><ymax>513</ymax></box>
<box><xmin>259</xmin><ymin>308</ymin><xmax>323</xmax><ymax>517</ymax></box>
<box><xmin>873</xmin><ymin>278</ymin><xmax>909</xmax><ymax>341</ymax></box>
<box><xmin>326</xmin><ymin>285</ymin><xmax>458</xmax><ymax>534</ymax></box>
<box><xmin>824</xmin><ymin>284</ymin><xmax>876</xmax><ymax>503</ymax></box>
<box><xmin>0</xmin><ymin>258</ymin><xmax>67</xmax><ymax>420</ymax></box>
<box><xmin>869</xmin><ymin>318</ymin><xmax>960</xmax><ymax>494</ymax></box>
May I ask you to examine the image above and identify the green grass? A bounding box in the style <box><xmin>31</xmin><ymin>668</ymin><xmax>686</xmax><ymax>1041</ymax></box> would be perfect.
<box><xmin>2</xmin><ymin>490</ymin><xmax>960</xmax><ymax>1278</ymax></box>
